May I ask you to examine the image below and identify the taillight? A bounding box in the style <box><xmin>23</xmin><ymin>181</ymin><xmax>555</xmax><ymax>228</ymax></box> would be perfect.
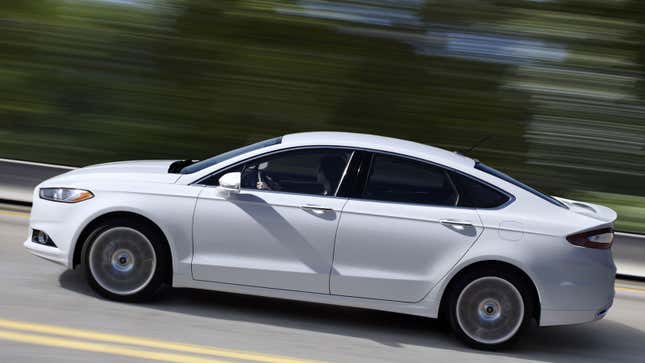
<box><xmin>567</xmin><ymin>228</ymin><xmax>614</xmax><ymax>249</ymax></box>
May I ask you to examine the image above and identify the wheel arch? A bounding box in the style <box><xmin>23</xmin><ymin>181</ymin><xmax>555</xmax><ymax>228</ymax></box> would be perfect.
<box><xmin>438</xmin><ymin>260</ymin><xmax>542</xmax><ymax>324</ymax></box>
<box><xmin>72</xmin><ymin>211</ymin><xmax>174</xmax><ymax>283</ymax></box>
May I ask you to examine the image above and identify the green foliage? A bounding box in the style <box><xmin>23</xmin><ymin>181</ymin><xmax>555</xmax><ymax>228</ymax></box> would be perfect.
<box><xmin>0</xmin><ymin>0</ymin><xmax>643</xmax><ymax>229</ymax></box>
<box><xmin>567</xmin><ymin>191</ymin><xmax>645</xmax><ymax>234</ymax></box>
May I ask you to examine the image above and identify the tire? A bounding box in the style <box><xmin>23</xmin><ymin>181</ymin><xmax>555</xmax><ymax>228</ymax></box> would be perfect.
<box><xmin>446</xmin><ymin>268</ymin><xmax>534</xmax><ymax>350</ymax></box>
<box><xmin>81</xmin><ymin>218</ymin><xmax>169</xmax><ymax>302</ymax></box>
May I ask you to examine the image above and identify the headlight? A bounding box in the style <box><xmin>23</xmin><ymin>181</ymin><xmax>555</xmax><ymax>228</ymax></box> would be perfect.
<box><xmin>39</xmin><ymin>188</ymin><xmax>94</xmax><ymax>203</ymax></box>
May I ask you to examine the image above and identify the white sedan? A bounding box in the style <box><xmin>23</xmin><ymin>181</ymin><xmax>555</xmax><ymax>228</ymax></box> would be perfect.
<box><xmin>25</xmin><ymin>132</ymin><xmax>616</xmax><ymax>349</ymax></box>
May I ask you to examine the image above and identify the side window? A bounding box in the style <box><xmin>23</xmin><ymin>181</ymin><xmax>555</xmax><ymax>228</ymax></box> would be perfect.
<box><xmin>449</xmin><ymin>171</ymin><xmax>511</xmax><ymax>208</ymax></box>
<box><xmin>363</xmin><ymin>154</ymin><xmax>458</xmax><ymax>206</ymax></box>
<box><xmin>241</xmin><ymin>149</ymin><xmax>352</xmax><ymax>196</ymax></box>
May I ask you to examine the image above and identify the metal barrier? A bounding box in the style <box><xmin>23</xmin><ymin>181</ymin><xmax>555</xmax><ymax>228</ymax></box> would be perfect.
<box><xmin>0</xmin><ymin>158</ymin><xmax>643</xmax><ymax>278</ymax></box>
<box><xmin>0</xmin><ymin>158</ymin><xmax>75</xmax><ymax>204</ymax></box>
<box><xmin>613</xmin><ymin>232</ymin><xmax>645</xmax><ymax>279</ymax></box>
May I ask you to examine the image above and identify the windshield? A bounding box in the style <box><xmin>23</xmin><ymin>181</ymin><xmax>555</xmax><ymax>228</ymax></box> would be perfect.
<box><xmin>180</xmin><ymin>137</ymin><xmax>282</xmax><ymax>174</ymax></box>
<box><xmin>475</xmin><ymin>162</ymin><xmax>568</xmax><ymax>209</ymax></box>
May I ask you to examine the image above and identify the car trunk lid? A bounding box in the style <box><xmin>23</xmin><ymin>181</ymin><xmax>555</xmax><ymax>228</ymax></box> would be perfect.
<box><xmin>555</xmin><ymin>197</ymin><xmax>618</xmax><ymax>224</ymax></box>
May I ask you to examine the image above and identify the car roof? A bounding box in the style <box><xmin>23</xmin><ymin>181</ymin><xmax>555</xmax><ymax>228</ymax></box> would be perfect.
<box><xmin>281</xmin><ymin>132</ymin><xmax>475</xmax><ymax>169</ymax></box>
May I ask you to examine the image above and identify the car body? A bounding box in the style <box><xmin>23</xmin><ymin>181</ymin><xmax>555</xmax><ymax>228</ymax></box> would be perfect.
<box><xmin>24</xmin><ymin>131</ymin><xmax>617</xmax><ymax>348</ymax></box>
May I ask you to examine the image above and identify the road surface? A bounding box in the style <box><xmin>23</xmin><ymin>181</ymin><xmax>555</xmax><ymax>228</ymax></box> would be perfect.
<box><xmin>1</xmin><ymin>206</ymin><xmax>644</xmax><ymax>363</ymax></box>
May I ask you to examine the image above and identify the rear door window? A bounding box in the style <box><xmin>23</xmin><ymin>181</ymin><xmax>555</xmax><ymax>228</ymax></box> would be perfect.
<box><xmin>362</xmin><ymin>154</ymin><xmax>458</xmax><ymax>206</ymax></box>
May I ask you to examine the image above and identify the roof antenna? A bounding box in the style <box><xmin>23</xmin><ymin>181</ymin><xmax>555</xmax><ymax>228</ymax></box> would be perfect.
<box><xmin>466</xmin><ymin>135</ymin><xmax>491</xmax><ymax>154</ymax></box>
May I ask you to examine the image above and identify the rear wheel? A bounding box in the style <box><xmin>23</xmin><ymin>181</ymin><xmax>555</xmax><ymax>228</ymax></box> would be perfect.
<box><xmin>82</xmin><ymin>219</ymin><xmax>169</xmax><ymax>302</ymax></box>
<box><xmin>447</xmin><ymin>269</ymin><xmax>533</xmax><ymax>349</ymax></box>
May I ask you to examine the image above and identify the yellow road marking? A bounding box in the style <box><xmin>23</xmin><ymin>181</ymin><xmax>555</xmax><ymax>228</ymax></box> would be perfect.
<box><xmin>616</xmin><ymin>286</ymin><xmax>645</xmax><ymax>294</ymax></box>
<box><xmin>0</xmin><ymin>319</ymin><xmax>328</xmax><ymax>363</ymax></box>
<box><xmin>0</xmin><ymin>329</ymin><xmax>232</xmax><ymax>363</ymax></box>
<box><xmin>0</xmin><ymin>210</ymin><xmax>29</xmax><ymax>218</ymax></box>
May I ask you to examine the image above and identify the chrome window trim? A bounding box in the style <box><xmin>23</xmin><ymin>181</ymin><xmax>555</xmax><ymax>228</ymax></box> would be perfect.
<box><xmin>359</xmin><ymin>150</ymin><xmax>515</xmax><ymax>210</ymax></box>
<box><xmin>192</xmin><ymin>145</ymin><xmax>516</xmax><ymax>210</ymax></box>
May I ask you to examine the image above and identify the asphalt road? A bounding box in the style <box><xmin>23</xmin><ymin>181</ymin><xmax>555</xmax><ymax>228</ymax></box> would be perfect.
<box><xmin>1</xmin><ymin>207</ymin><xmax>645</xmax><ymax>363</ymax></box>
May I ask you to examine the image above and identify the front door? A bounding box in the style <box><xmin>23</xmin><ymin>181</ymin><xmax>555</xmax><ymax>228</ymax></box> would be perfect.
<box><xmin>192</xmin><ymin>148</ymin><xmax>353</xmax><ymax>294</ymax></box>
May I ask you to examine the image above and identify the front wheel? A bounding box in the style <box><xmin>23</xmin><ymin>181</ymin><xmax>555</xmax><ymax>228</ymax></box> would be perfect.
<box><xmin>447</xmin><ymin>270</ymin><xmax>533</xmax><ymax>349</ymax></box>
<box><xmin>82</xmin><ymin>220</ymin><xmax>169</xmax><ymax>302</ymax></box>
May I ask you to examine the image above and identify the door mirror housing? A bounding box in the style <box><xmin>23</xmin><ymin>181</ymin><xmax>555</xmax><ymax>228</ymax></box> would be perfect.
<box><xmin>218</xmin><ymin>172</ymin><xmax>241</xmax><ymax>193</ymax></box>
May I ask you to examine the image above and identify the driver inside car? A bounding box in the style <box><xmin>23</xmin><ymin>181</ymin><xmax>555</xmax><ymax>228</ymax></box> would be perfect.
<box><xmin>243</xmin><ymin>154</ymin><xmax>348</xmax><ymax>196</ymax></box>
<box><xmin>255</xmin><ymin>162</ymin><xmax>278</xmax><ymax>191</ymax></box>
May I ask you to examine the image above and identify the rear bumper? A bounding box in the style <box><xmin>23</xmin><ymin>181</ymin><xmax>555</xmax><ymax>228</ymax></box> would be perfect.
<box><xmin>533</xmin><ymin>238</ymin><xmax>617</xmax><ymax>326</ymax></box>
<box><xmin>540</xmin><ymin>289</ymin><xmax>614</xmax><ymax>326</ymax></box>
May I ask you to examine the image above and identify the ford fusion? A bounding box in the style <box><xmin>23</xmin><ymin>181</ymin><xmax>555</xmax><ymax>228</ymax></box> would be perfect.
<box><xmin>25</xmin><ymin>132</ymin><xmax>616</xmax><ymax>349</ymax></box>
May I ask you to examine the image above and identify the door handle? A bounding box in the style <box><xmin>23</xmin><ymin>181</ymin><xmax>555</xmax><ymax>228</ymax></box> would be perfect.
<box><xmin>300</xmin><ymin>204</ymin><xmax>334</xmax><ymax>212</ymax></box>
<box><xmin>440</xmin><ymin>219</ymin><xmax>474</xmax><ymax>228</ymax></box>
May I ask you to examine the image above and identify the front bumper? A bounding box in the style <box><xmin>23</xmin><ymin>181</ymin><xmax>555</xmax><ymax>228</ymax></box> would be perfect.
<box><xmin>24</xmin><ymin>186</ymin><xmax>90</xmax><ymax>269</ymax></box>
<box><xmin>23</xmin><ymin>239</ymin><xmax>70</xmax><ymax>267</ymax></box>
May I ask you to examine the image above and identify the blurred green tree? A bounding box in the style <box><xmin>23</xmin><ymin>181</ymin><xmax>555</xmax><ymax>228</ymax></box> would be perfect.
<box><xmin>0</xmin><ymin>0</ymin><xmax>643</xmax><ymax>230</ymax></box>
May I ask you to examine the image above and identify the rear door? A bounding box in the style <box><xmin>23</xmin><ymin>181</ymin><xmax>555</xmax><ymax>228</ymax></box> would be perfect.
<box><xmin>331</xmin><ymin>153</ymin><xmax>484</xmax><ymax>302</ymax></box>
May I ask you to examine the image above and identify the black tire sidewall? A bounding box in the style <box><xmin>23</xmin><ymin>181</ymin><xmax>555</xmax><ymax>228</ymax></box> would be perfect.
<box><xmin>81</xmin><ymin>218</ymin><xmax>169</xmax><ymax>302</ymax></box>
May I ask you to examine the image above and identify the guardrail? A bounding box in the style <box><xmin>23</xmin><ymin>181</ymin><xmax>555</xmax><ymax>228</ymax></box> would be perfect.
<box><xmin>0</xmin><ymin>158</ymin><xmax>643</xmax><ymax>279</ymax></box>
<box><xmin>612</xmin><ymin>232</ymin><xmax>645</xmax><ymax>279</ymax></box>
<box><xmin>0</xmin><ymin>158</ymin><xmax>75</xmax><ymax>204</ymax></box>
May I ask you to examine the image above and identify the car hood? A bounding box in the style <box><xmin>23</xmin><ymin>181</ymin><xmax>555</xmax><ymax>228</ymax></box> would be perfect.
<box><xmin>556</xmin><ymin>197</ymin><xmax>618</xmax><ymax>225</ymax></box>
<box><xmin>45</xmin><ymin>160</ymin><xmax>181</xmax><ymax>185</ymax></box>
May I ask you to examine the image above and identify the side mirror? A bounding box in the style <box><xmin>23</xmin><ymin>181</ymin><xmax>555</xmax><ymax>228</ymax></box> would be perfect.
<box><xmin>218</xmin><ymin>172</ymin><xmax>241</xmax><ymax>193</ymax></box>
